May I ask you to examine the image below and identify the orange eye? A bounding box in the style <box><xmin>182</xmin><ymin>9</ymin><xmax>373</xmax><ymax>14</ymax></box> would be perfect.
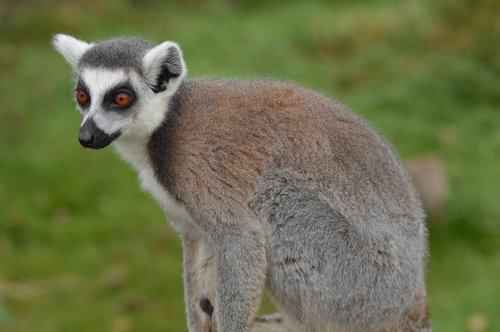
<box><xmin>76</xmin><ymin>90</ymin><xmax>89</xmax><ymax>105</ymax></box>
<box><xmin>114</xmin><ymin>92</ymin><xmax>131</xmax><ymax>107</ymax></box>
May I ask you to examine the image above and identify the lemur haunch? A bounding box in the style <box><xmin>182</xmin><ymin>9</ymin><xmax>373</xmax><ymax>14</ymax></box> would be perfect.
<box><xmin>53</xmin><ymin>35</ymin><xmax>432</xmax><ymax>332</ymax></box>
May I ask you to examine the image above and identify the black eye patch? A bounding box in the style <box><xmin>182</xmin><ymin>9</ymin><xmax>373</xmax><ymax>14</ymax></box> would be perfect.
<box><xmin>102</xmin><ymin>84</ymin><xmax>137</xmax><ymax>110</ymax></box>
<box><xmin>75</xmin><ymin>80</ymin><xmax>91</xmax><ymax>109</ymax></box>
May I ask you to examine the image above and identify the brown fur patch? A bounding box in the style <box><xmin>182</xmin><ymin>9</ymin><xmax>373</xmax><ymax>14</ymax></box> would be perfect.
<box><xmin>152</xmin><ymin>78</ymin><xmax>421</xmax><ymax>226</ymax></box>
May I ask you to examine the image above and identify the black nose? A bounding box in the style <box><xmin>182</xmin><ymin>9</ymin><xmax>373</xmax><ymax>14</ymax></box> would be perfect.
<box><xmin>79</xmin><ymin>118</ymin><xmax>121</xmax><ymax>149</ymax></box>
<box><xmin>79</xmin><ymin>125</ymin><xmax>95</xmax><ymax>148</ymax></box>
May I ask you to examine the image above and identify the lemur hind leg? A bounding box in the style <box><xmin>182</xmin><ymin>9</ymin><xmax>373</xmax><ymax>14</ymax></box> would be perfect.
<box><xmin>251</xmin><ymin>169</ymin><xmax>425</xmax><ymax>332</ymax></box>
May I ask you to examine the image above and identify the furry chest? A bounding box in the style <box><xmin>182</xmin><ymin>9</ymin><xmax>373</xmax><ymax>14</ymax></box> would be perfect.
<box><xmin>114</xmin><ymin>140</ymin><xmax>193</xmax><ymax>232</ymax></box>
<box><xmin>139</xmin><ymin>167</ymin><xmax>193</xmax><ymax>232</ymax></box>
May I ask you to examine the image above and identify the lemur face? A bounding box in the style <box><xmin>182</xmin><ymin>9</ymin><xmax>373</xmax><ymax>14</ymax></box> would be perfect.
<box><xmin>75</xmin><ymin>68</ymin><xmax>152</xmax><ymax>148</ymax></box>
<box><xmin>53</xmin><ymin>35</ymin><xmax>186</xmax><ymax>149</ymax></box>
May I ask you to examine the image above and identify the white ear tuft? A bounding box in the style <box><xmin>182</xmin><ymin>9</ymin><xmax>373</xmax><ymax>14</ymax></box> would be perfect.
<box><xmin>52</xmin><ymin>34</ymin><xmax>93</xmax><ymax>71</ymax></box>
<box><xmin>143</xmin><ymin>41</ymin><xmax>187</xmax><ymax>94</ymax></box>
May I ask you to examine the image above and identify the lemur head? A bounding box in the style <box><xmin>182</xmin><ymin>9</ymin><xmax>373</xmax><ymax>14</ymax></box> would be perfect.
<box><xmin>53</xmin><ymin>34</ymin><xmax>187</xmax><ymax>149</ymax></box>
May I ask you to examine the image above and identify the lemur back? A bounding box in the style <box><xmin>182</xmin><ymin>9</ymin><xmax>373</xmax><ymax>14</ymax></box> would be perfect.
<box><xmin>53</xmin><ymin>35</ymin><xmax>431</xmax><ymax>332</ymax></box>
<box><xmin>152</xmin><ymin>78</ymin><xmax>422</xmax><ymax>224</ymax></box>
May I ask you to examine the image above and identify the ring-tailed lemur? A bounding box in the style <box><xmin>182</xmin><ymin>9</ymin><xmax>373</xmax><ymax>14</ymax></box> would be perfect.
<box><xmin>53</xmin><ymin>35</ymin><xmax>432</xmax><ymax>332</ymax></box>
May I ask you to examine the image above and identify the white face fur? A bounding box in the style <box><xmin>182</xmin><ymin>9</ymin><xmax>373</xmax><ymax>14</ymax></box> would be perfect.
<box><xmin>53</xmin><ymin>34</ymin><xmax>187</xmax><ymax>148</ymax></box>
<box><xmin>77</xmin><ymin>68</ymin><xmax>162</xmax><ymax>138</ymax></box>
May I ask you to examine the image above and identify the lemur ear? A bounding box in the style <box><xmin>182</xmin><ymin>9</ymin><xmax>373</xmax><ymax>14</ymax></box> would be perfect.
<box><xmin>52</xmin><ymin>34</ymin><xmax>93</xmax><ymax>71</ymax></box>
<box><xmin>142</xmin><ymin>41</ymin><xmax>187</xmax><ymax>94</ymax></box>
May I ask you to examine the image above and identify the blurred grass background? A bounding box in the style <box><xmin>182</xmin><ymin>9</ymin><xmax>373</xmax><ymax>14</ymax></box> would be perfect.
<box><xmin>0</xmin><ymin>0</ymin><xmax>499</xmax><ymax>331</ymax></box>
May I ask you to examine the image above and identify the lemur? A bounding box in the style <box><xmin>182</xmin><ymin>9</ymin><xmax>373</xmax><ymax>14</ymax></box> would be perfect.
<box><xmin>53</xmin><ymin>35</ymin><xmax>432</xmax><ymax>332</ymax></box>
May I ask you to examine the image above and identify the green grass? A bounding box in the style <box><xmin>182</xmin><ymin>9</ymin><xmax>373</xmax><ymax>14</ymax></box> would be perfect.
<box><xmin>0</xmin><ymin>0</ymin><xmax>499</xmax><ymax>331</ymax></box>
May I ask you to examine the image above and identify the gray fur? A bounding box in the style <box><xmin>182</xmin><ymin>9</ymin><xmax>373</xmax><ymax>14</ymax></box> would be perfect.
<box><xmin>79</xmin><ymin>37</ymin><xmax>153</xmax><ymax>71</ymax></box>
<box><xmin>54</xmin><ymin>35</ymin><xmax>432</xmax><ymax>332</ymax></box>
<box><xmin>250</xmin><ymin>169</ymin><xmax>425</xmax><ymax>331</ymax></box>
